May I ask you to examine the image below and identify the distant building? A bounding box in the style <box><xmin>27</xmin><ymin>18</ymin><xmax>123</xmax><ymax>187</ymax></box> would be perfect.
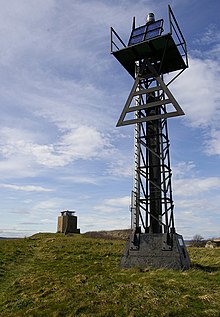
<box><xmin>57</xmin><ymin>210</ymin><xmax>80</xmax><ymax>234</ymax></box>
<box><xmin>205</xmin><ymin>238</ymin><xmax>220</xmax><ymax>249</ymax></box>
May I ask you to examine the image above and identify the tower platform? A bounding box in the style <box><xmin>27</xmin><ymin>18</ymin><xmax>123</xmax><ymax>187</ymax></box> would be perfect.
<box><xmin>112</xmin><ymin>33</ymin><xmax>187</xmax><ymax>78</ymax></box>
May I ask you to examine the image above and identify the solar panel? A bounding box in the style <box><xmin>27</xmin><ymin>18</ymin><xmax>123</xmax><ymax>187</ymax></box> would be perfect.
<box><xmin>147</xmin><ymin>20</ymin><xmax>163</xmax><ymax>31</ymax></box>
<box><xmin>132</xmin><ymin>25</ymin><xmax>146</xmax><ymax>36</ymax></box>
<box><xmin>128</xmin><ymin>19</ymin><xmax>163</xmax><ymax>46</ymax></box>
<box><xmin>128</xmin><ymin>26</ymin><xmax>146</xmax><ymax>45</ymax></box>
<box><xmin>129</xmin><ymin>34</ymin><xmax>145</xmax><ymax>45</ymax></box>
<box><xmin>145</xmin><ymin>29</ymin><xmax>161</xmax><ymax>40</ymax></box>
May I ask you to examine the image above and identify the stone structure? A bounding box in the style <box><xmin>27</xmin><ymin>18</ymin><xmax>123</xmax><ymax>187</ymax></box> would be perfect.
<box><xmin>57</xmin><ymin>210</ymin><xmax>80</xmax><ymax>234</ymax></box>
<box><xmin>205</xmin><ymin>238</ymin><xmax>220</xmax><ymax>249</ymax></box>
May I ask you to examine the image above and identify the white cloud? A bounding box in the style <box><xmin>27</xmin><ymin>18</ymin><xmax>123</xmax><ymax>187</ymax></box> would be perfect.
<box><xmin>169</xmin><ymin>37</ymin><xmax>220</xmax><ymax>160</ymax></box>
<box><xmin>175</xmin><ymin>211</ymin><xmax>220</xmax><ymax>240</ymax></box>
<box><xmin>0</xmin><ymin>184</ymin><xmax>53</xmax><ymax>192</ymax></box>
<box><xmin>0</xmin><ymin>1</ymin><xmax>129</xmax><ymax>179</ymax></box>
<box><xmin>80</xmin><ymin>210</ymin><xmax>130</xmax><ymax>233</ymax></box>
<box><xmin>31</xmin><ymin>198</ymin><xmax>67</xmax><ymax>214</ymax></box>
<box><xmin>93</xmin><ymin>196</ymin><xmax>130</xmax><ymax>219</ymax></box>
<box><xmin>175</xmin><ymin>195</ymin><xmax>220</xmax><ymax>239</ymax></box>
<box><xmin>60</xmin><ymin>175</ymin><xmax>99</xmax><ymax>185</ymax></box>
<box><xmin>172</xmin><ymin>161</ymin><xmax>196</xmax><ymax>179</ymax></box>
<box><xmin>107</xmin><ymin>158</ymin><xmax>133</xmax><ymax>178</ymax></box>
<box><xmin>196</xmin><ymin>26</ymin><xmax>217</xmax><ymax>44</ymax></box>
<box><xmin>104</xmin><ymin>196</ymin><xmax>130</xmax><ymax>207</ymax></box>
<box><xmin>0</xmin><ymin>157</ymin><xmax>37</xmax><ymax>179</ymax></box>
<box><xmin>173</xmin><ymin>177</ymin><xmax>220</xmax><ymax>197</ymax></box>
<box><xmin>0</xmin><ymin>125</ymin><xmax>113</xmax><ymax>170</ymax></box>
<box><xmin>171</xmin><ymin>163</ymin><xmax>220</xmax><ymax>238</ymax></box>
<box><xmin>205</xmin><ymin>129</ymin><xmax>220</xmax><ymax>156</ymax></box>
<box><xmin>171</xmin><ymin>57</ymin><xmax>220</xmax><ymax>128</ymax></box>
<box><xmin>58</xmin><ymin>126</ymin><xmax>112</xmax><ymax>161</ymax></box>
<box><xmin>0</xmin><ymin>228</ymin><xmax>34</xmax><ymax>238</ymax></box>
<box><xmin>194</xmin><ymin>25</ymin><xmax>220</xmax><ymax>60</ymax></box>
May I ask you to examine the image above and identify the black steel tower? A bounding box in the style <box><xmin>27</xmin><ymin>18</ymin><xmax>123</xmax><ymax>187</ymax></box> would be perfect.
<box><xmin>111</xmin><ymin>6</ymin><xmax>190</xmax><ymax>269</ymax></box>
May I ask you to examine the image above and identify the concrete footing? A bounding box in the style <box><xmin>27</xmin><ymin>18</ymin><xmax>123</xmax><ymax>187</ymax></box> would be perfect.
<box><xmin>121</xmin><ymin>232</ymin><xmax>190</xmax><ymax>270</ymax></box>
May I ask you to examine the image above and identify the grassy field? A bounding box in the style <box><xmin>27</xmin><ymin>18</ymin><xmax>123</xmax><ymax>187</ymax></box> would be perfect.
<box><xmin>0</xmin><ymin>233</ymin><xmax>219</xmax><ymax>317</ymax></box>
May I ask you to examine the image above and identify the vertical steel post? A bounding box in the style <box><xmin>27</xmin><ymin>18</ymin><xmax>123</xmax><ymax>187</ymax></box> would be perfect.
<box><xmin>147</xmin><ymin>90</ymin><xmax>162</xmax><ymax>233</ymax></box>
<box><xmin>131</xmin><ymin>61</ymin><xmax>140</xmax><ymax>230</ymax></box>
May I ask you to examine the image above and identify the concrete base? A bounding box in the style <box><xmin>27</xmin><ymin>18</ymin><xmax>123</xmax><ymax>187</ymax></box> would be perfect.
<box><xmin>121</xmin><ymin>232</ymin><xmax>190</xmax><ymax>270</ymax></box>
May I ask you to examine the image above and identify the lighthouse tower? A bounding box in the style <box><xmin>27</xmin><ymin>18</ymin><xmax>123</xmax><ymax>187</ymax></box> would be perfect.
<box><xmin>110</xmin><ymin>6</ymin><xmax>190</xmax><ymax>269</ymax></box>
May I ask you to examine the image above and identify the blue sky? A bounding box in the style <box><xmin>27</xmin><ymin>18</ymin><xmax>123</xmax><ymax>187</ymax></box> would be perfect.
<box><xmin>0</xmin><ymin>0</ymin><xmax>220</xmax><ymax>239</ymax></box>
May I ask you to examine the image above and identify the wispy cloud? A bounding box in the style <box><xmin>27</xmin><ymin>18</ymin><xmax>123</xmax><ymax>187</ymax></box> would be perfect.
<box><xmin>171</xmin><ymin>57</ymin><xmax>220</xmax><ymax>128</ymax></box>
<box><xmin>172</xmin><ymin>161</ymin><xmax>196</xmax><ymax>179</ymax></box>
<box><xmin>0</xmin><ymin>125</ymin><xmax>113</xmax><ymax>171</ymax></box>
<box><xmin>104</xmin><ymin>196</ymin><xmax>130</xmax><ymax>207</ymax></box>
<box><xmin>93</xmin><ymin>196</ymin><xmax>130</xmax><ymax>217</ymax></box>
<box><xmin>205</xmin><ymin>129</ymin><xmax>220</xmax><ymax>156</ymax></box>
<box><xmin>170</xmin><ymin>43</ymin><xmax>220</xmax><ymax>161</ymax></box>
<box><xmin>173</xmin><ymin>177</ymin><xmax>220</xmax><ymax>197</ymax></box>
<box><xmin>0</xmin><ymin>184</ymin><xmax>53</xmax><ymax>192</ymax></box>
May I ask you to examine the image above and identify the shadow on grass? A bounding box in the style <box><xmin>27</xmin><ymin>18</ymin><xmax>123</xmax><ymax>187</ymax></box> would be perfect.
<box><xmin>191</xmin><ymin>263</ymin><xmax>220</xmax><ymax>272</ymax></box>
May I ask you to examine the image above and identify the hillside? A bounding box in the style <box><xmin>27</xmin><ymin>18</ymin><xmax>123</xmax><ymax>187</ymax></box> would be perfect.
<box><xmin>0</xmin><ymin>233</ymin><xmax>220</xmax><ymax>317</ymax></box>
<box><xmin>84</xmin><ymin>229</ymin><xmax>131</xmax><ymax>240</ymax></box>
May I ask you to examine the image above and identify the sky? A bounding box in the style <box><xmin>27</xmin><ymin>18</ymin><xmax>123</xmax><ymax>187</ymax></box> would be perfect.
<box><xmin>0</xmin><ymin>0</ymin><xmax>220</xmax><ymax>239</ymax></box>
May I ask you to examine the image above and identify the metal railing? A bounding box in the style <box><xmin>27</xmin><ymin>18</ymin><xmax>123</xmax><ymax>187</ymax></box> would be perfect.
<box><xmin>110</xmin><ymin>27</ymin><xmax>126</xmax><ymax>53</ymax></box>
<box><xmin>168</xmin><ymin>5</ymin><xmax>188</xmax><ymax>68</ymax></box>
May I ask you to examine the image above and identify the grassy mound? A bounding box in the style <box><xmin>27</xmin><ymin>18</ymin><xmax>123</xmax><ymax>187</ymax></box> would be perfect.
<box><xmin>0</xmin><ymin>233</ymin><xmax>220</xmax><ymax>317</ymax></box>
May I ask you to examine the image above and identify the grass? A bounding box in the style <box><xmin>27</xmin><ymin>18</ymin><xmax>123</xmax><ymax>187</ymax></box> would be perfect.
<box><xmin>0</xmin><ymin>233</ymin><xmax>220</xmax><ymax>317</ymax></box>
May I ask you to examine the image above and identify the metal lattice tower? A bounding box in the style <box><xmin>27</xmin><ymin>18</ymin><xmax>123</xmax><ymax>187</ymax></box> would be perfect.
<box><xmin>130</xmin><ymin>72</ymin><xmax>175</xmax><ymax>236</ymax></box>
<box><xmin>111</xmin><ymin>6</ymin><xmax>191</xmax><ymax>269</ymax></box>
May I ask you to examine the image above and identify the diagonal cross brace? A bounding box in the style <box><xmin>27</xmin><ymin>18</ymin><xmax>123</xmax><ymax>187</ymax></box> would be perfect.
<box><xmin>116</xmin><ymin>59</ymin><xmax>185</xmax><ymax>127</ymax></box>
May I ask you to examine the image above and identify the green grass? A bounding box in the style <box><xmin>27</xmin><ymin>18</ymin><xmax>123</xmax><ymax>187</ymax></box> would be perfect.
<box><xmin>0</xmin><ymin>233</ymin><xmax>220</xmax><ymax>317</ymax></box>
